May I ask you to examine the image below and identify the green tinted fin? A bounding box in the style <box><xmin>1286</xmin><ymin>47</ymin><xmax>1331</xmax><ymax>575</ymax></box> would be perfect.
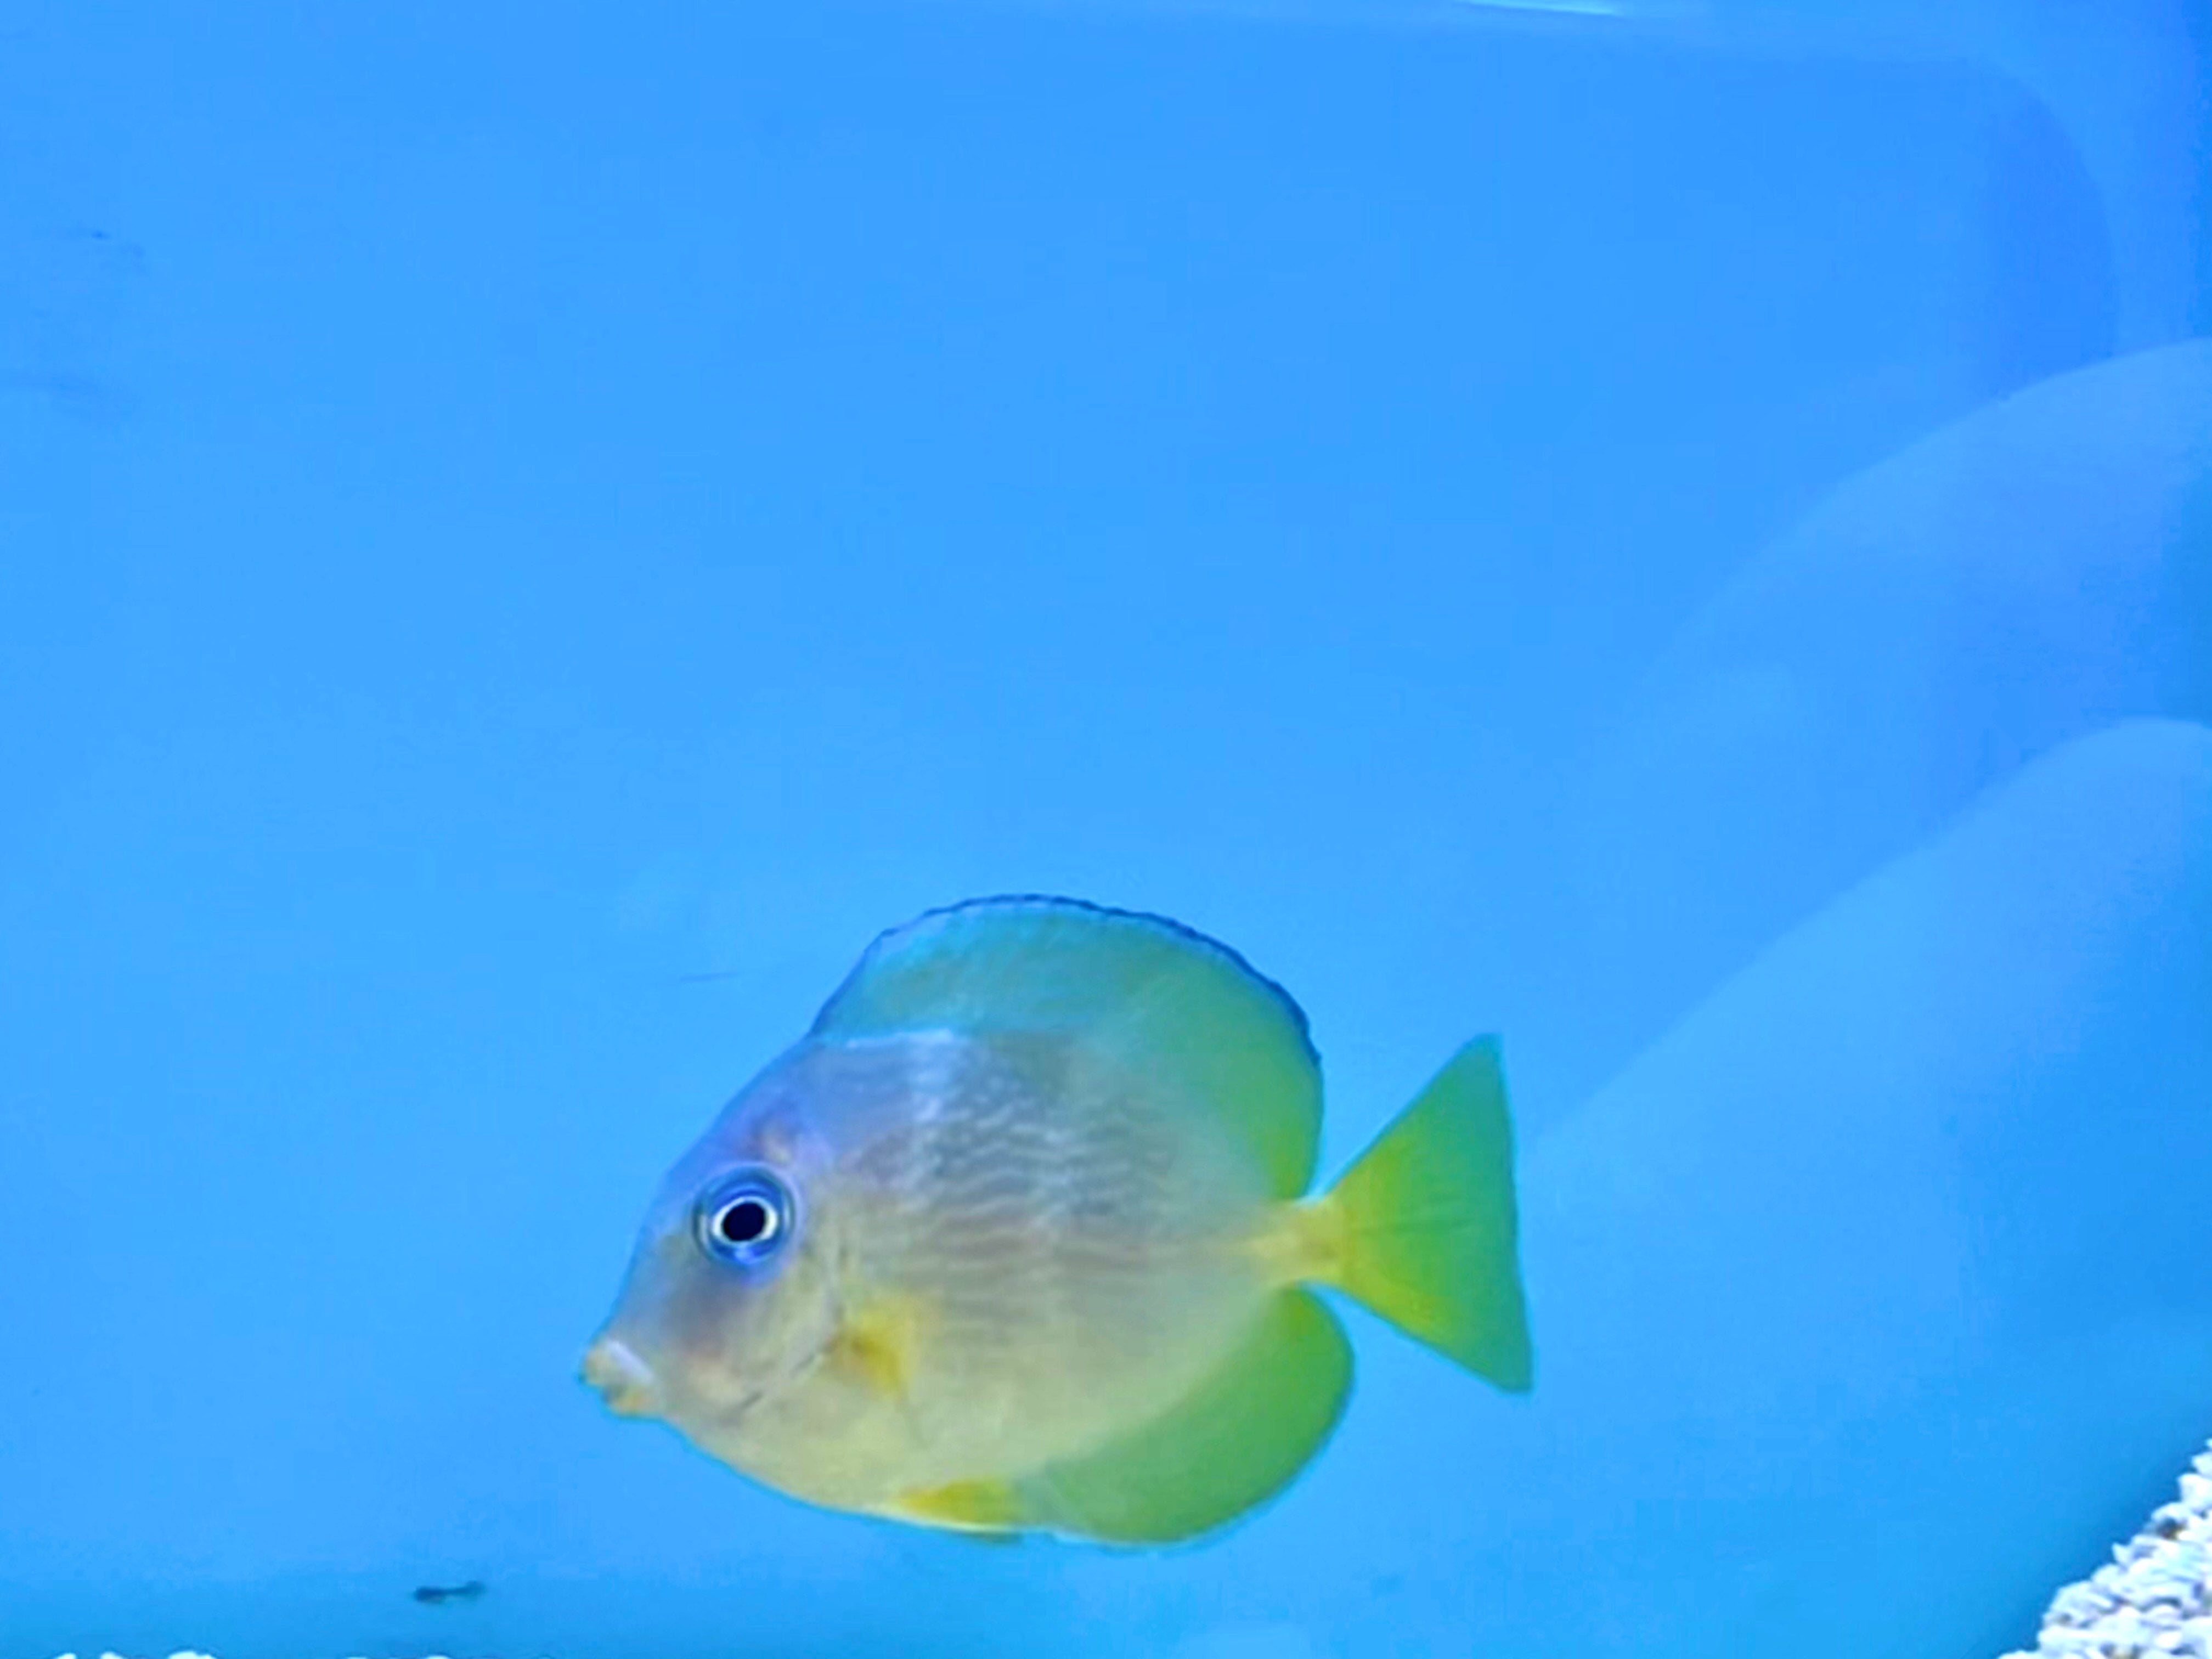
<box><xmin>1307</xmin><ymin>1037</ymin><xmax>1532</xmax><ymax>1391</ymax></box>
<box><xmin>1011</xmin><ymin>1289</ymin><xmax>1351</xmax><ymax>1544</ymax></box>
<box><xmin>814</xmin><ymin>896</ymin><xmax>1322</xmax><ymax>1197</ymax></box>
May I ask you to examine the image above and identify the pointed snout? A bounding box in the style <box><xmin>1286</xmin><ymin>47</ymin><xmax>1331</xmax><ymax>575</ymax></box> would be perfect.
<box><xmin>582</xmin><ymin>1334</ymin><xmax>663</xmax><ymax>1419</ymax></box>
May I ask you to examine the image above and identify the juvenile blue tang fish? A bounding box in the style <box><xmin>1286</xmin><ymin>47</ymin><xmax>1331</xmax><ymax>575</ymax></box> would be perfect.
<box><xmin>583</xmin><ymin>896</ymin><xmax>1532</xmax><ymax>1543</ymax></box>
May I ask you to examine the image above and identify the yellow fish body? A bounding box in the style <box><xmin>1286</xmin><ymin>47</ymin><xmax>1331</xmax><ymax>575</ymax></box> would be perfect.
<box><xmin>583</xmin><ymin>896</ymin><xmax>1531</xmax><ymax>1544</ymax></box>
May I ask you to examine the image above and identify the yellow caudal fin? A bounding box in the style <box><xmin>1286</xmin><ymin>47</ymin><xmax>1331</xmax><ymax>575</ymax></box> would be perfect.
<box><xmin>1304</xmin><ymin>1037</ymin><xmax>1532</xmax><ymax>1391</ymax></box>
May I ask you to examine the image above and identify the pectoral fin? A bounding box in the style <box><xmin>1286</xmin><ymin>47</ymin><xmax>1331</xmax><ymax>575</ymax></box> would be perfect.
<box><xmin>826</xmin><ymin>1293</ymin><xmax>929</xmax><ymax>1401</ymax></box>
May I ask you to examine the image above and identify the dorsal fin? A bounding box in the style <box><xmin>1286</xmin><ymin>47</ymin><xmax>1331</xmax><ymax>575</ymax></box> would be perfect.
<box><xmin>812</xmin><ymin>896</ymin><xmax>1322</xmax><ymax>1198</ymax></box>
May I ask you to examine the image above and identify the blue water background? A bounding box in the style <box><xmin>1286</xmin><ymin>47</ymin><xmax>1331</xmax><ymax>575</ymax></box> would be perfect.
<box><xmin>2</xmin><ymin>3</ymin><xmax>2207</xmax><ymax>1655</ymax></box>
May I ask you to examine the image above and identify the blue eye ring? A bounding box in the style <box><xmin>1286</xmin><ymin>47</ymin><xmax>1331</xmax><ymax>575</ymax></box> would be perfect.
<box><xmin>693</xmin><ymin>1167</ymin><xmax>798</xmax><ymax>1267</ymax></box>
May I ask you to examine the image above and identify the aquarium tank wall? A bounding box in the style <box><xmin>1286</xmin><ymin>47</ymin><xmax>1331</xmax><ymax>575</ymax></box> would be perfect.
<box><xmin>1</xmin><ymin>1</ymin><xmax>2207</xmax><ymax>1656</ymax></box>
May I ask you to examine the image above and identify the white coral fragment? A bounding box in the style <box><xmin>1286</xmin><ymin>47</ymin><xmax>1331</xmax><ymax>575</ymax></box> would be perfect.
<box><xmin>2000</xmin><ymin>1440</ymin><xmax>2212</xmax><ymax>1658</ymax></box>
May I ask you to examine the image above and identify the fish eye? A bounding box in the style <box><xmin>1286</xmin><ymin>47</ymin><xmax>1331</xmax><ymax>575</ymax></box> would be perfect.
<box><xmin>693</xmin><ymin>1168</ymin><xmax>797</xmax><ymax>1267</ymax></box>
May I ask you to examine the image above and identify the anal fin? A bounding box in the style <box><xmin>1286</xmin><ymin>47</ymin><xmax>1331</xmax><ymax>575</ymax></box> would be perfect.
<box><xmin>1017</xmin><ymin>1290</ymin><xmax>1352</xmax><ymax>1544</ymax></box>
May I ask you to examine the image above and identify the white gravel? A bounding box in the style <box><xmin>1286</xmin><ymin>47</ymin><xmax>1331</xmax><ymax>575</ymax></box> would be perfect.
<box><xmin>2000</xmin><ymin>1442</ymin><xmax>2212</xmax><ymax>1659</ymax></box>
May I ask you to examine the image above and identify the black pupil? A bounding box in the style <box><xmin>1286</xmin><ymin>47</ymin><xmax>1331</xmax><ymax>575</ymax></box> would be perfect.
<box><xmin>718</xmin><ymin>1197</ymin><xmax>774</xmax><ymax>1245</ymax></box>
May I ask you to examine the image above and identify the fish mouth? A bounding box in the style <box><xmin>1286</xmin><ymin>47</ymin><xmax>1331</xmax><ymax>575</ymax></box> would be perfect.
<box><xmin>582</xmin><ymin>1335</ymin><xmax>664</xmax><ymax>1419</ymax></box>
<box><xmin>583</xmin><ymin>1330</ymin><xmax>817</xmax><ymax>1430</ymax></box>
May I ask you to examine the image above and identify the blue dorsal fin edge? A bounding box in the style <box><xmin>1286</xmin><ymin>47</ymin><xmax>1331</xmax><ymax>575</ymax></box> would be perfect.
<box><xmin>810</xmin><ymin>894</ymin><xmax>1318</xmax><ymax>1067</ymax></box>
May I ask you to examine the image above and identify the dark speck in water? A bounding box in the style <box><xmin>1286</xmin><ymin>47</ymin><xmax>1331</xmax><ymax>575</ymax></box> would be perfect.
<box><xmin>413</xmin><ymin>1578</ymin><xmax>487</xmax><ymax>1605</ymax></box>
